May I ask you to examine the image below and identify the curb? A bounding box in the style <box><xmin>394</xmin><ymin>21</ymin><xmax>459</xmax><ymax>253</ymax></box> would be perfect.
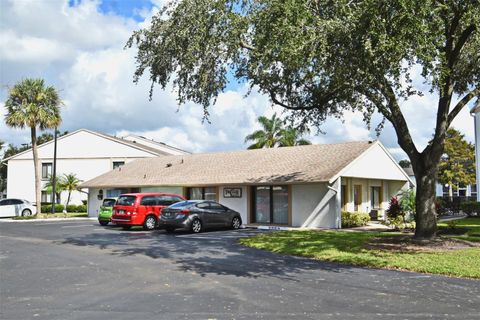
<box><xmin>0</xmin><ymin>217</ymin><xmax>97</xmax><ymax>223</ymax></box>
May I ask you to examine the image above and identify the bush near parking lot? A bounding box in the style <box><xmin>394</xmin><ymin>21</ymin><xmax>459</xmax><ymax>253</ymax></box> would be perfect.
<box><xmin>341</xmin><ymin>211</ymin><xmax>370</xmax><ymax>228</ymax></box>
<box><xmin>74</xmin><ymin>205</ymin><xmax>87</xmax><ymax>213</ymax></box>
<box><xmin>459</xmin><ymin>201</ymin><xmax>480</xmax><ymax>217</ymax></box>
<box><xmin>40</xmin><ymin>204</ymin><xmax>87</xmax><ymax>213</ymax></box>
<box><xmin>41</xmin><ymin>204</ymin><xmax>65</xmax><ymax>213</ymax></box>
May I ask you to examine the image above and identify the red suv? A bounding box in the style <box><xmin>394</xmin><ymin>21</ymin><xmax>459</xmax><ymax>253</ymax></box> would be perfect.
<box><xmin>111</xmin><ymin>193</ymin><xmax>185</xmax><ymax>230</ymax></box>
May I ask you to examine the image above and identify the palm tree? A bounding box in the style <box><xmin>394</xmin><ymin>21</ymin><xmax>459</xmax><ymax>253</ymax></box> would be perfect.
<box><xmin>44</xmin><ymin>174</ymin><xmax>64</xmax><ymax>205</ymax></box>
<box><xmin>245</xmin><ymin>114</ymin><xmax>311</xmax><ymax>149</ymax></box>
<box><xmin>4</xmin><ymin>79</ymin><xmax>62</xmax><ymax>214</ymax></box>
<box><xmin>60</xmin><ymin>173</ymin><xmax>81</xmax><ymax>208</ymax></box>
<box><xmin>278</xmin><ymin>127</ymin><xmax>312</xmax><ymax>147</ymax></box>
<box><xmin>244</xmin><ymin>113</ymin><xmax>285</xmax><ymax>149</ymax></box>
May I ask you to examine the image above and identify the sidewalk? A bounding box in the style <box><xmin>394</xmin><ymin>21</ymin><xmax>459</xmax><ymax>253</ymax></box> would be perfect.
<box><xmin>0</xmin><ymin>217</ymin><xmax>97</xmax><ymax>223</ymax></box>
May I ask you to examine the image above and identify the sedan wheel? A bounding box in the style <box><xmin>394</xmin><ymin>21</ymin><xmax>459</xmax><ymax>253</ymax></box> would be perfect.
<box><xmin>191</xmin><ymin>219</ymin><xmax>202</xmax><ymax>233</ymax></box>
<box><xmin>143</xmin><ymin>216</ymin><xmax>157</xmax><ymax>231</ymax></box>
<box><xmin>21</xmin><ymin>209</ymin><xmax>32</xmax><ymax>217</ymax></box>
<box><xmin>232</xmin><ymin>216</ymin><xmax>241</xmax><ymax>229</ymax></box>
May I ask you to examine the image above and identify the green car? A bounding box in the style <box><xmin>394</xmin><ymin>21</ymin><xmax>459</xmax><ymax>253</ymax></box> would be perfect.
<box><xmin>98</xmin><ymin>198</ymin><xmax>117</xmax><ymax>226</ymax></box>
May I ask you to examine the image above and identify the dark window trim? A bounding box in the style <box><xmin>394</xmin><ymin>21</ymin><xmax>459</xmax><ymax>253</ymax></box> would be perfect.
<box><xmin>41</xmin><ymin>163</ymin><xmax>52</xmax><ymax>180</ymax></box>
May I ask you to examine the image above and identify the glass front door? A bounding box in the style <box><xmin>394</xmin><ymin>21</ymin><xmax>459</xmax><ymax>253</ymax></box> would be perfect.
<box><xmin>253</xmin><ymin>186</ymin><xmax>289</xmax><ymax>225</ymax></box>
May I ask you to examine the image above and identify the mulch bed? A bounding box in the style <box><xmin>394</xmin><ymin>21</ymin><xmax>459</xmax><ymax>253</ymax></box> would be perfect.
<box><xmin>365</xmin><ymin>236</ymin><xmax>480</xmax><ymax>253</ymax></box>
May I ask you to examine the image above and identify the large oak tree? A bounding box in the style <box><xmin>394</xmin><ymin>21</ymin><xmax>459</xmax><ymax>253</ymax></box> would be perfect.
<box><xmin>127</xmin><ymin>0</ymin><xmax>480</xmax><ymax>239</ymax></box>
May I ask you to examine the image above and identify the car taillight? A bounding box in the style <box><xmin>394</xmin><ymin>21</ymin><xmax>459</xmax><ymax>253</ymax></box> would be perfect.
<box><xmin>179</xmin><ymin>209</ymin><xmax>190</xmax><ymax>214</ymax></box>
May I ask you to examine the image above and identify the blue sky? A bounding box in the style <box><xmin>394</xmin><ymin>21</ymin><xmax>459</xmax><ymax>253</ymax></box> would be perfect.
<box><xmin>70</xmin><ymin>0</ymin><xmax>154</xmax><ymax>21</ymax></box>
<box><xmin>0</xmin><ymin>0</ymin><xmax>476</xmax><ymax>159</ymax></box>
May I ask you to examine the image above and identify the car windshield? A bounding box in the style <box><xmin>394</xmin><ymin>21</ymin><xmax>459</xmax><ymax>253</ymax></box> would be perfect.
<box><xmin>116</xmin><ymin>196</ymin><xmax>136</xmax><ymax>206</ymax></box>
<box><xmin>169</xmin><ymin>201</ymin><xmax>197</xmax><ymax>209</ymax></box>
<box><xmin>102</xmin><ymin>199</ymin><xmax>116</xmax><ymax>207</ymax></box>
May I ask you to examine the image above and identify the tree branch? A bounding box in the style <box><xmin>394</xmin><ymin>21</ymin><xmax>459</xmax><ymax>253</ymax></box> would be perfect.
<box><xmin>377</xmin><ymin>79</ymin><xmax>419</xmax><ymax>161</ymax></box>
<box><xmin>239</xmin><ymin>36</ymin><xmax>255</xmax><ymax>51</ymax></box>
<box><xmin>447</xmin><ymin>88</ymin><xmax>480</xmax><ymax>126</ymax></box>
<box><xmin>451</xmin><ymin>24</ymin><xmax>476</xmax><ymax>65</ymax></box>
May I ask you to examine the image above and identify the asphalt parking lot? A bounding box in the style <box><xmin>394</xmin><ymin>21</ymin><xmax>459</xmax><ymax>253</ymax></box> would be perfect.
<box><xmin>0</xmin><ymin>220</ymin><xmax>479</xmax><ymax>320</ymax></box>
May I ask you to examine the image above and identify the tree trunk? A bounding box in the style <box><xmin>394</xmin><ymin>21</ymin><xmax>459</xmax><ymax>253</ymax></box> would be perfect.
<box><xmin>31</xmin><ymin>127</ymin><xmax>41</xmax><ymax>215</ymax></box>
<box><xmin>413</xmin><ymin>159</ymin><xmax>438</xmax><ymax>239</ymax></box>
<box><xmin>67</xmin><ymin>191</ymin><xmax>71</xmax><ymax>208</ymax></box>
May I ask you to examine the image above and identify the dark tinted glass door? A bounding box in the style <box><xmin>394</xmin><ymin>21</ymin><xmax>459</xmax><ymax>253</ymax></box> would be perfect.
<box><xmin>272</xmin><ymin>186</ymin><xmax>288</xmax><ymax>224</ymax></box>
<box><xmin>254</xmin><ymin>187</ymin><xmax>271</xmax><ymax>223</ymax></box>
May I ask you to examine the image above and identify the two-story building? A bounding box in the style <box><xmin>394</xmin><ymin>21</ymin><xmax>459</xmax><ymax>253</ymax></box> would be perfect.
<box><xmin>4</xmin><ymin>129</ymin><xmax>189</xmax><ymax>211</ymax></box>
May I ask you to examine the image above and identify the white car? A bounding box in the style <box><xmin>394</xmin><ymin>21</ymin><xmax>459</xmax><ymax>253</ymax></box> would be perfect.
<box><xmin>0</xmin><ymin>199</ymin><xmax>36</xmax><ymax>217</ymax></box>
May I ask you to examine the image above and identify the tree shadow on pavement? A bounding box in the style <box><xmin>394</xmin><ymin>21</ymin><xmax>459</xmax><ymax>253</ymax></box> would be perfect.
<box><xmin>57</xmin><ymin>229</ymin><xmax>364</xmax><ymax>281</ymax></box>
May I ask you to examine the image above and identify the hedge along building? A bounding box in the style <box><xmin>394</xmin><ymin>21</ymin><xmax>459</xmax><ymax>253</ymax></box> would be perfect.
<box><xmin>80</xmin><ymin>141</ymin><xmax>413</xmax><ymax>228</ymax></box>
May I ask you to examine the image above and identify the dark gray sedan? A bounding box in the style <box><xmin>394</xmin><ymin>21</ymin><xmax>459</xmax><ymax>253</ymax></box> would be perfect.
<box><xmin>159</xmin><ymin>200</ymin><xmax>242</xmax><ymax>233</ymax></box>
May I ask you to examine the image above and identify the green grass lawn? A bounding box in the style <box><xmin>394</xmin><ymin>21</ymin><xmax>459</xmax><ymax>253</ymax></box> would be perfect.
<box><xmin>13</xmin><ymin>212</ymin><xmax>89</xmax><ymax>220</ymax></box>
<box><xmin>240</xmin><ymin>218</ymin><xmax>480</xmax><ymax>279</ymax></box>
<box><xmin>438</xmin><ymin>217</ymin><xmax>480</xmax><ymax>242</ymax></box>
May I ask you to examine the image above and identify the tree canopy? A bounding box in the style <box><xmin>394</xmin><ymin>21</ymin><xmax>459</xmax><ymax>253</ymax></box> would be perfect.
<box><xmin>438</xmin><ymin>128</ymin><xmax>476</xmax><ymax>192</ymax></box>
<box><xmin>127</xmin><ymin>0</ymin><xmax>480</xmax><ymax>238</ymax></box>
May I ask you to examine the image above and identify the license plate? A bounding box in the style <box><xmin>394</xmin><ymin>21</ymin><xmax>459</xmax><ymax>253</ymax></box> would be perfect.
<box><xmin>118</xmin><ymin>210</ymin><xmax>125</xmax><ymax>215</ymax></box>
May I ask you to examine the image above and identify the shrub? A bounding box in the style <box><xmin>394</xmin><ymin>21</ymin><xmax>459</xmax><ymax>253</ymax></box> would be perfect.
<box><xmin>341</xmin><ymin>211</ymin><xmax>370</xmax><ymax>228</ymax></box>
<box><xmin>75</xmin><ymin>205</ymin><xmax>87</xmax><ymax>213</ymax></box>
<box><xmin>435</xmin><ymin>197</ymin><xmax>447</xmax><ymax>216</ymax></box>
<box><xmin>40</xmin><ymin>204</ymin><xmax>64</xmax><ymax>213</ymax></box>
<box><xmin>386</xmin><ymin>196</ymin><xmax>403</xmax><ymax>219</ymax></box>
<box><xmin>66</xmin><ymin>205</ymin><xmax>77</xmax><ymax>213</ymax></box>
<box><xmin>399</xmin><ymin>189</ymin><xmax>416</xmax><ymax>221</ymax></box>
<box><xmin>459</xmin><ymin>201</ymin><xmax>480</xmax><ymax>217</ymax></box>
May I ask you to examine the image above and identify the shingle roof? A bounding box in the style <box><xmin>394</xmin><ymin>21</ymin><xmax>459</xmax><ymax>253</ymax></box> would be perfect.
<box><xmin>79</xmin><ymin>141</ymin><xmax>376</xmax><ymax>188</ymax></box>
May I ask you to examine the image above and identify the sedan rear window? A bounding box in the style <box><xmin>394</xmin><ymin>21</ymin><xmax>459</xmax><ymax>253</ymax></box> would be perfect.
<box><xmin>116</xmin><ymin>196</ymin><xmax>136</xmax><ymax>206</ymax></box>
<box><xmin>169</xmin><ymin>201</ymin><xmax>196</xmax><ymax>209</ymax></box>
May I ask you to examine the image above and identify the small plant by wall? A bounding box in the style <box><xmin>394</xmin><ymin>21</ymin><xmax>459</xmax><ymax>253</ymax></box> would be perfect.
<box><xmin>341</xmin><ymin>211</ymin><xmax>370</xmax><ymax>228</ymax></box>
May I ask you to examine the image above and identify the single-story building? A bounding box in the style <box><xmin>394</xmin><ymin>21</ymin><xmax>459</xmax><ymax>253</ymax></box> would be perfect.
<box><xmin>80</xmin><ymin>140</ymin><xmax>413</xmax><ymax>228</ymax></box>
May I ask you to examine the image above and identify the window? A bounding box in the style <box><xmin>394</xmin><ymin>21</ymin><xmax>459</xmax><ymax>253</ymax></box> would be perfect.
<box><xmin>188</xmin><ymin>187</ymin><xmax>217</xmax><ymax>201</ymax></box>
<box><xmin>253</xmin><ymin>186</ymin><xmax>288</xmax><ymax>224</ymax></box>
<box><xmin>113</xmin><ymin>161</ymin><xmax>125</xmax><ymax>169</ymax></box>
<box><xmin>442</xmin><ymin>184</ymin><xmax>450</xmax><ymax>197</ymax></box>
<box><xmin>354</xmin><ymin>185</ymin><xmax>362</xmax><ymax>212</ymax></box>
<box><xmin>140</xmin><ymin>196</ymin><xmax>157</xmax><ymax>206</ymax></box>
<box><xmin>209</xmin><ymin>202</ymin><xmax>226</xmax><ymax>211</ymax></box>
<box><xmin>10</xmin><ymin>199</ymin><xmax>23</xmax><ymax>205</ymax></box>
<box><xmin>0</xmin><ymin>199</ymin><xmax>8</xmax><ymax>206</ymax></box>
<box><xmin>196</xmin><ymin>202</ymin><xmax>210</xmax><ymax>209</ymax></box>
<box><xmin>117</xmin><ymin>196</ymin><xmax>136</xmax><ymax>206</ymax></box>
<box><xmin>106</xmin><ymin>189</ymin><xmax>128</xmax><ymax>198</ymax></box>
<box><xmin>170</xmin><ymin>201</ymin><xmax>196</xmax><ymax>209</ymax></box>
<box><xmin>157</xmin><ymin>195</ymin><xmax>183</xmax><ymax>206</ymax></box>
<box><xmin>41</xmin><ymin>191</ymin><xmax>52</xmax><ymax>203</ymax></box>
<box><xmin>42</xmin><ymin>163</ymin><xmax>52</xmax><ymax>179</ymax></box>
<box><xmin>471</xmin><ymin>184</ymin><xmax>477</xmax><ymax>197</ymax></box>
<box><xmin>102</xmin><ymin>199</ymin><xmax>117</xmax><ymax>207</ymax></box>
<box><xmin>371</xmin><ymin>187</ymin><xmax>381</xmax><ymax>209</ymax></box>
